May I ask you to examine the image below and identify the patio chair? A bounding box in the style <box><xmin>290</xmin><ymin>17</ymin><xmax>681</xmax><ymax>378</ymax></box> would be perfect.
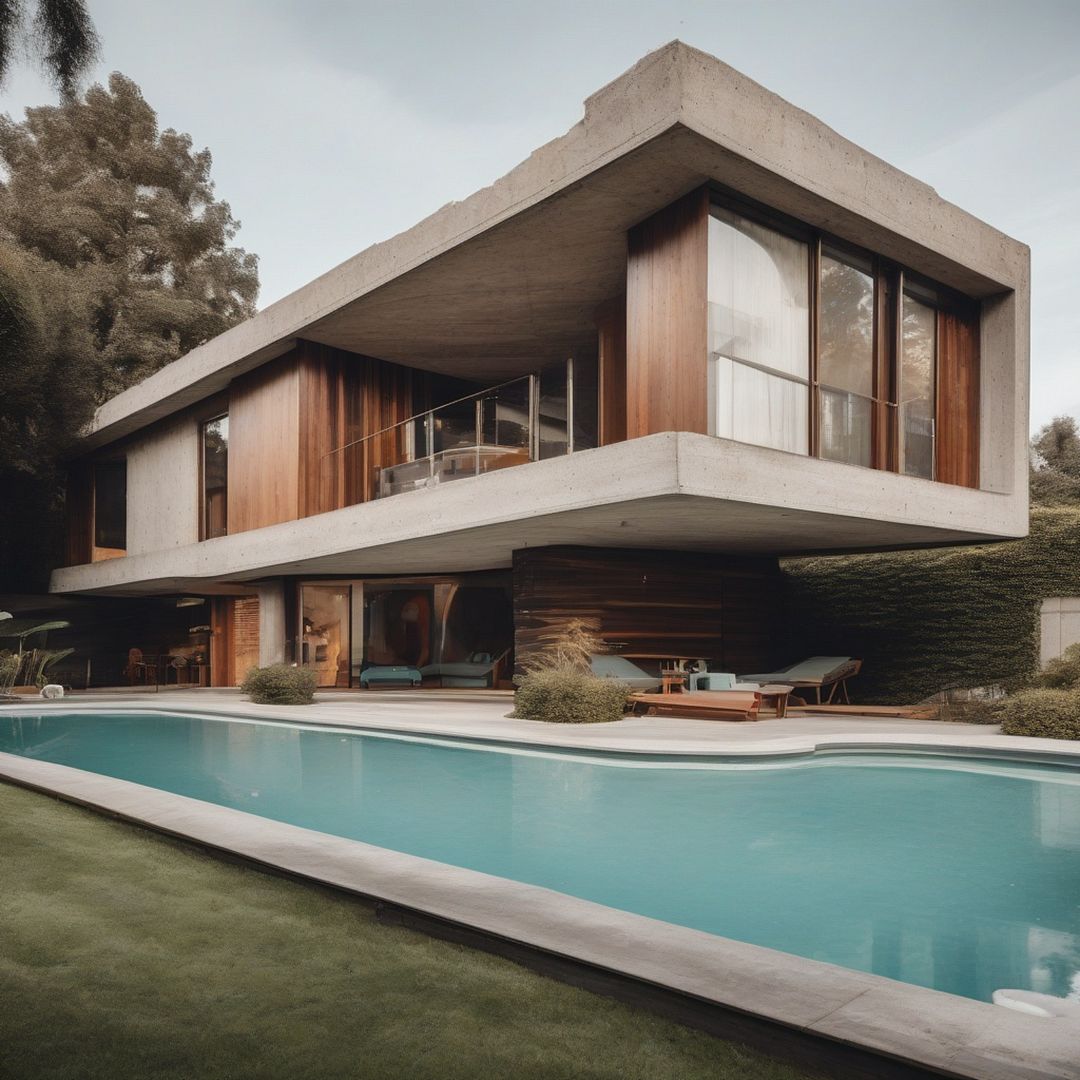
<box><xmin>737</xmin><ymin>656</ymin><xmax>862</xmax><ymax>704</ymax></box>
<box><xmin>590</xmin><ymin>655</ymin><xmax>661</xmax><ymax>691</ymax></box>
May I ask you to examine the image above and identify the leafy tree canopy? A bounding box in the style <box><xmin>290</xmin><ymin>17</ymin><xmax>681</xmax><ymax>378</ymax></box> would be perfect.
<box><xmin>0</xmin><ymin>72</ymin><xmax>258</xmax><ymax>590</ymax></box>
<box><xmin>0</xmin><ymin>0</ymin><xmax>98</xmax><ymax>98</ymax></box>
<box><xmin>0</xmin><ymin>72</ymin><xmax>259</xmax><ymax>395</ymax></box>
<box><xmin>1030</xmin><ymin>415</ymin><xmax>1080</xmax><ymax>506</ymax></box>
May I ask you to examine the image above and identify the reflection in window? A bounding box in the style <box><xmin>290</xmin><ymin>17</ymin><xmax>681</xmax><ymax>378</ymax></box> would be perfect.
<box><xmin>818</xmin><ymin>252</ymin><xmax>874</xmax><ymax>467</ymax></box>
<box><xmin>93</xmin><ymin>461</ymin><xmax>127</xmax><ymax>551</ymax></box>
<box><xmin>538</xmin><ymin>363</ymin><xmax>569</xmax><ymax>460</ymax></box>
<box><xmin>901</xmin><ymin>294</ymin><xmax>936</xmax><ymax>479</ymax></box>
<box><xmin>572</xmin><ymin>354</ymin><xmax>599</xmax><ymax>452</ymax></box>
<box><xmin>202</xmin><ymin>415</ymin><xmax>228</xmax><ymax>539</ymax></box>
<box><xmin>708</xmin><ymin>206</ymin><xmax>810</xmax><ymax>454</ymax></box>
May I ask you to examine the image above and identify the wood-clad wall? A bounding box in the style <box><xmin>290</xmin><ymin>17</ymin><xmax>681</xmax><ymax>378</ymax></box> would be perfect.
<box><xmin>227</xmin><ymin>353</ymin><xmax>301</xmax><ymax>533</ymax></box>
<box><xmin>513</xmin><ymin>546</ymin><xmax>781</xmax><ymax>675</ymax></box>
<box><xmin>625</xmin><ymin>187</ymin><xmax>710</xmax><ymax>439</ymax></box>
<box><xmin>936</xmin><ymin>308</ymin><xmax>980</xmax><ymax>488</ymax></box>
<box><xmin>596</xmin><ymin>296</ymin><xmax>627</xmax><ymax>446</ymax></box>
<box><xmin>65</xmin><ymin>461</ymin><xmax>93</xmax><ymax>566</ymax></box>
<box><xmin>298</xmin><ymin>341</ymin><xmax>417</xmax><ymax>517</ymax></box>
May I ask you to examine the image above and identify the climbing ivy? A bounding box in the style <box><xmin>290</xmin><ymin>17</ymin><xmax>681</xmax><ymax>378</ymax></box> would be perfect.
<box><xmin>780</xmin><ymin>507</ymin><xmax>1080</xmax><ymax>704</ymax></box>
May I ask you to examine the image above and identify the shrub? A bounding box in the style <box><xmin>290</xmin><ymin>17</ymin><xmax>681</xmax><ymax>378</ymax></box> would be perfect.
<box><xmin>1000</xmin><ymin>688</ymin><xmax>1080</xmax><ymax>740</ymax></box>
<box><xmin>512</xmin><ymin>667</ymin><xmax>629</xmax><ymax>724</ymax></box>
<box><xmin>1036</xmin><ymin>643</ymin><xmax>1080</xmax><ymax>690</ymax></box>
<box><xmin>241</xmin><ymin>664</ymin><xmax>318</xmax><ymax>705</ymax></box>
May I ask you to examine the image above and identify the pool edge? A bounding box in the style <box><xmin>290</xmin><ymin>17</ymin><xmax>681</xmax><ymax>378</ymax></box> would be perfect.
<box><xmin>1</xmin><ymin>750</ymin><xmax>1076</xmax><ymax>1080</ymax></box>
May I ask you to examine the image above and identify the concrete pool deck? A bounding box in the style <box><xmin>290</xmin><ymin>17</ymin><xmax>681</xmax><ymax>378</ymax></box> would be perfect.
<box><xmin>7</xmin><ymin>686</ymin><xmax>1078</xmax><ymax>762</ymax></box>
<box><xmin>2</xmin><ymin>691</ymin><xmax>1079</xmax><ymax>1079</ymax></box>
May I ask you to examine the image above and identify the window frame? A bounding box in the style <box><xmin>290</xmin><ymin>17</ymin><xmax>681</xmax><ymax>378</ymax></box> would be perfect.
<box><xmin>706</xmin><ymin>184</ymin><xmax>979</xmax><ymax>482</ymax></box>
<box><xmin>199</xmin><ymin>412</ymin><xmax>229</xmax><ymax>541</ymax></box>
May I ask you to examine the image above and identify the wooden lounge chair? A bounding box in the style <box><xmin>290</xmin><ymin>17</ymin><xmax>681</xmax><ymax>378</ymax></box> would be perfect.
<box><xmin>629</xmin><ymin>689</ymin><xmax>761</xmax><ymax>721</ymax></box>
<box><xmin>738</xmin><ymin>656</ymin><xmax>862</xmax><ymax>705</ymax></box>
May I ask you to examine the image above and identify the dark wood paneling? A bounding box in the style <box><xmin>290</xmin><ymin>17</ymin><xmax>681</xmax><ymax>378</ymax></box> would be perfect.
<box><xmin>228</xmin><ymin>353</ymin><xmax>301</xmax><ymax>532</ymax></box>
<box><xmin>596</xmin><ymin>296</ymin><xmax>627</xmax><ymax>446</ymax></box>
<box><xmin>626</xmin><ymin>187</ymin><xmax>709</xmax><ymax>439</ymax></box>
<box><xmin>64</xmin><ymin>462</ymin><xmax>93</xmax><ymax>566</ymax></box>
<box><xmin>513</xmin><ymin>546</ymin><xmax>781</xmax><ymax>676</ymax></box>
<box><xmin>935</xmin><ymin>308</ymin><xmax>980</xmax><ymax>488</ymax></box>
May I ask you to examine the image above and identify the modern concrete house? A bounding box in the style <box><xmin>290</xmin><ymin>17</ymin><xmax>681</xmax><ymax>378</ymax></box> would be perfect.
<box><xmin>51</xmin><ymin>42</ymin><xmax>1030</xmax><ymax>690</ymax></box>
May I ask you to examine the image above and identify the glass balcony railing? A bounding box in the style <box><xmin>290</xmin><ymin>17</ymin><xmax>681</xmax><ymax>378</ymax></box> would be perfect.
<box><xmin>322</xmin><ymin>375</ymin><xmax>540</xmax><ymax>506</ymax></box>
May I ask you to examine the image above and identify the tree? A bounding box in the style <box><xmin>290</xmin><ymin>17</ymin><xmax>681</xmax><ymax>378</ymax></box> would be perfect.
<box><xmin>0</xmin><ymin>72</ymin><xmax>259</xmax><ymax>396</ymax></box>
<box><xmin>0</xmin><ymin>0</ymin><xmax>98</xmax><ymax>98</ymax></box>
<box><xmin>0</xmin><ymin>73</ymin><xmax>258</xmax><ymax>590</ymax></box>
<box><xmin>1030</xmin><ymin>416</ymin><xmax>1080</xmax><ymax>506</ymax></box>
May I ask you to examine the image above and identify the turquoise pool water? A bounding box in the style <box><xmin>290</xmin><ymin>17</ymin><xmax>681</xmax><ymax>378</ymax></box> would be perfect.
<box><xmin>3</xmin><ymin>710</ymin><xmax>1079</xmax><ymax>1004</ymax></box>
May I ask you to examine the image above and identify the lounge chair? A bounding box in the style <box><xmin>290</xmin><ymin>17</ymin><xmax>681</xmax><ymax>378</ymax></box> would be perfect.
<box><xmin>590</xmin><ymin>655</ymin><xmax>661</xmax><ymax>691</ymax></box>
<box><xmin>629</xmin><ymin>689</ymin><xmax>760</xmax><ymax>721</ymax></box>
<box><xmin>737</xmin><ymin>656</ymin><xmax>862</xmax><ymax>704</ymax></box>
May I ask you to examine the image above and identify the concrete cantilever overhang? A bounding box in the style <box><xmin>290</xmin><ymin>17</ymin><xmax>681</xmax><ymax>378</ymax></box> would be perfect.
<box><xmin>78</xmin><ymin>40</ymin><xmax>1029</xmax><ymax>461</ymax></box>
<box><xmin>51</xmin><ymin>433</ymin><xmax>1027</xmax><ymax>596</ymax></box>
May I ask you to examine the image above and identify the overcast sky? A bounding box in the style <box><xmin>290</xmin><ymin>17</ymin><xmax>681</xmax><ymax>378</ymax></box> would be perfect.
<box><xmin>2</xmin><ymin>0</ymin><xmax>1077</xmax><ymax>429</ymax></box>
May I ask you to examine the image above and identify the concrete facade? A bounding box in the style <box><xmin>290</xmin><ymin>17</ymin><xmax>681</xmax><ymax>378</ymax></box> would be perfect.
<box><xmin>1040</xmin><ymin>598</ymin><xmax>1080</xmax><ymax>669</ymax></box>
<box><xmin>51</xmin><ymin>40</ymin><xmax>1030</xmax><ymax>598</ymax></box>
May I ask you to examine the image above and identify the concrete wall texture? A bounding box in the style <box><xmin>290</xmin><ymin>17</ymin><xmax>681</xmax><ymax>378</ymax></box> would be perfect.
<box><xmin>52</xmin><ymin>41</ymin><xmax>1031</xmax><ymax>596</ymax></box>
<box><xmin>1040</xmin><ymin>598</ymin><xmax>1080</xmax><ymax>669</ymax></box>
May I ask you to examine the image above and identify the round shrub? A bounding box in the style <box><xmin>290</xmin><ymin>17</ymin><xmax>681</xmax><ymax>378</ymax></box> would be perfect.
<box><xmin>241</xmin><ymin>664</ymin><xmax>318</xmax><ymax>705</ymax></box>
<box><xmin>1036</xmin><ymin>642</ymin><xmax>1080</xmax><ymax>690</ymax></box>
<box><xmin>1000</xmin><ymin>689</ymin><xmax>1080</xmax><ymax>740</ymax></box>
<box><xmin>512</xmin><ymin>668</ymin><xmax>629</xmax><ymax>724</ymax></box>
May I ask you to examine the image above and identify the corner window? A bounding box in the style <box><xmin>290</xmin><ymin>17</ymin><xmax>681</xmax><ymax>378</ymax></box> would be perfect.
<box><xmin>202</xmin><ymin>415</ymin><xmax>228</xmax><ymax>539</ymax></box>
<box><xmin>704</xmin><ymin>193</ymin><xmax>978</xmax><ymax>486</ymax></box>
<box><xmin>707</xmin><ymin>206</ymin><xmax>810</xmax><ymax>454</ymax></box>
<box><xmin>92</xmin><ymin>461</ymin><xmax>126</xmax><ymax>552</ymax></box>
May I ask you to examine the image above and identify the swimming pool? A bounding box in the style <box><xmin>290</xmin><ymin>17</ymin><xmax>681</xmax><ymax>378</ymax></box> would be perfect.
<box><xmin>3</xmin><ymin>709</ymin><xmax>1078</xmax><ymax>1005</ymax></box>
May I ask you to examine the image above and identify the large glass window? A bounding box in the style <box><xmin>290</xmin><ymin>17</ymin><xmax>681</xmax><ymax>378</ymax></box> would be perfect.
<box><xmin>93</xmin><ymin>461</ymin><xmax>126</xmax><ymax>551</ymax></box>
<box><xmin>708</xmin><ymin>206</ymin><xmax>810</xmax><ymax>454</ymax></box>
<box><xmin>818</xmin><ymin>250</ymin><xmax>875</xmax><ymax>467</ymax></box>
<box><xmin>201</xmin><ymin>415</ymin><xmax>228</xmax><ymax>539</ymax></box>
<box><xmin>900</xmin><ymin>292</ymin><xmax>937</xmax><ymax>479</ymax></box>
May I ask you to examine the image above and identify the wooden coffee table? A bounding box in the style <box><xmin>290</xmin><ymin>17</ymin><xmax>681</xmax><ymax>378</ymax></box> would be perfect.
<box><xmin>755</xmin><ymin>684</ymin><xmax>794</xmax><ymax>718</ymax></box>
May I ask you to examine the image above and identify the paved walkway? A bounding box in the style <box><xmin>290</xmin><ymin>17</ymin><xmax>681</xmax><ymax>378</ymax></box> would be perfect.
<box><xmin>8</xmin><ymin>686</ymin><xmax>1076</xmax><ymax>759</ymax></box>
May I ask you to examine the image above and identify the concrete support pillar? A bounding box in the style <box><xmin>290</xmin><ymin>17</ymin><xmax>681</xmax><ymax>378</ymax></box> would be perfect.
<box><xmin>257</xmin><ymin>581</ymin><xmax>287</xmax><ymax>667</ymax></box>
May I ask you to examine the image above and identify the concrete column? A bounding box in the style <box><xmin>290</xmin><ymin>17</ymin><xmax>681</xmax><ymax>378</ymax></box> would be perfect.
<box><xmin>257</xmin><ymin>581</ymin><xmax>287</xmax><ymax>667</ymax></box>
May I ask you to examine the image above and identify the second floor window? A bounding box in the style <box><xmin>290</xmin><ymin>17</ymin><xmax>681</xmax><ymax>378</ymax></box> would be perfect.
<box><xmin>707</xmin><ymin>196</ymin><xmax>977</xmax><ymax>484</ymax></box>
<box><xmin>202</xmin><ymin>414</ymin><xmax>229</xmax><ymax>539</ymax></box>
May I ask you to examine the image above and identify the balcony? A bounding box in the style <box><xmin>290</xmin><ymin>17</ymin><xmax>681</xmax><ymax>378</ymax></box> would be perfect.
<box><xmin>322</xmin><ymin>367</ymin><xmax>596</xmax><ymax>505</ymax></box>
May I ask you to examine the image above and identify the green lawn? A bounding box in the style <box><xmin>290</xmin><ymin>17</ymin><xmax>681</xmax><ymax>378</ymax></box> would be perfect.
<box><xmin>0</xmin><ymin>782</ymin><xmax>816</xmax><ymax>1080</ymax></box>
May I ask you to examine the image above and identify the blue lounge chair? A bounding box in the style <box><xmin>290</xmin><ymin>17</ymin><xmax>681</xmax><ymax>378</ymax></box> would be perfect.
<box><xmin>590</xmin><ymin>655</ymin><xmax>661</xmax><ymax>691</ymax></box>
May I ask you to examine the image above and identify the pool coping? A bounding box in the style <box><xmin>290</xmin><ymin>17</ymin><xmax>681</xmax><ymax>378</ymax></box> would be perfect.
<box><xmin>2</xmin><ymin>712</ymin><xmax>1079</xmax><ymax>1079</ymax></box>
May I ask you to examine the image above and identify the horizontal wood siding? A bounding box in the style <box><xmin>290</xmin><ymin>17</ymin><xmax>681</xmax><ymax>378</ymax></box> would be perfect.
<box><xmin>935</xmin><ymin>308</ymin><xmax>980</xmax><ymax>488</ymax></box>
<box><xmin>626</xmin><ymin>187</ymin><xmax>709</xmax><ymax>439</ymax></box>
<box><xmin>227</xmin><ymin>353</ymin><xmax>301</xmax><ymax>532</ymax></box>
<box><xmin>513</xmin><ymin>546</ymin><xmax>781</xmax><ymax>675</ymax></box>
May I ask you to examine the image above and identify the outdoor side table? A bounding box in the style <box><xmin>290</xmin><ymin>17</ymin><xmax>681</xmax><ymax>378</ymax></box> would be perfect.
<box><xmin>755</xmin><ymin>683</ymin><xmax>794</xmax><ymax>717</ymax></box>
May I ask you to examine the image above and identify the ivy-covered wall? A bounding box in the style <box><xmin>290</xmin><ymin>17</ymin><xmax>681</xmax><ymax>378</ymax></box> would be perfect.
<box><xmin>780</xmin><ymin>507</ymin><xmax>1080</xmax><ymax>705</ymax></box>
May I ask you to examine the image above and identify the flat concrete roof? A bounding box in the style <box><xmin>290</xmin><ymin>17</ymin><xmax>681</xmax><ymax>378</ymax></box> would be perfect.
<box><xmin>80</xmin><ymin>40</ymin><xmax>1029</xmax><ymax>453</ymax></box>
<box><xmin>1</xmin><ymin>700</ymin><xmax>1076</xmax><ymax>1080</ymax></box>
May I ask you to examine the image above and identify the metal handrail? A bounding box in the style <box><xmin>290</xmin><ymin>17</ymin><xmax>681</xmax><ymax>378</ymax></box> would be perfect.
<box><xmin>321</xmin><ymin>374</ymin><xmax>534</xmax><ymax>459</ymax></box>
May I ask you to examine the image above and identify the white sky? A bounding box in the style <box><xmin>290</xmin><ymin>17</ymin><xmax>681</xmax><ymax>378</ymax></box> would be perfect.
<box><xmin>2</xmin><ymin>0</ymin><xmax>1077</xmax><ymax>430</ymax></box>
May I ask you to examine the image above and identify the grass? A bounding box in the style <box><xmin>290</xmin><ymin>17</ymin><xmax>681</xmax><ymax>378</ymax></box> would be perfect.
<box><xmin>0</xmin><ymin>782</ymin><xmax>816</xmax><ymax>1080</ymax></box>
